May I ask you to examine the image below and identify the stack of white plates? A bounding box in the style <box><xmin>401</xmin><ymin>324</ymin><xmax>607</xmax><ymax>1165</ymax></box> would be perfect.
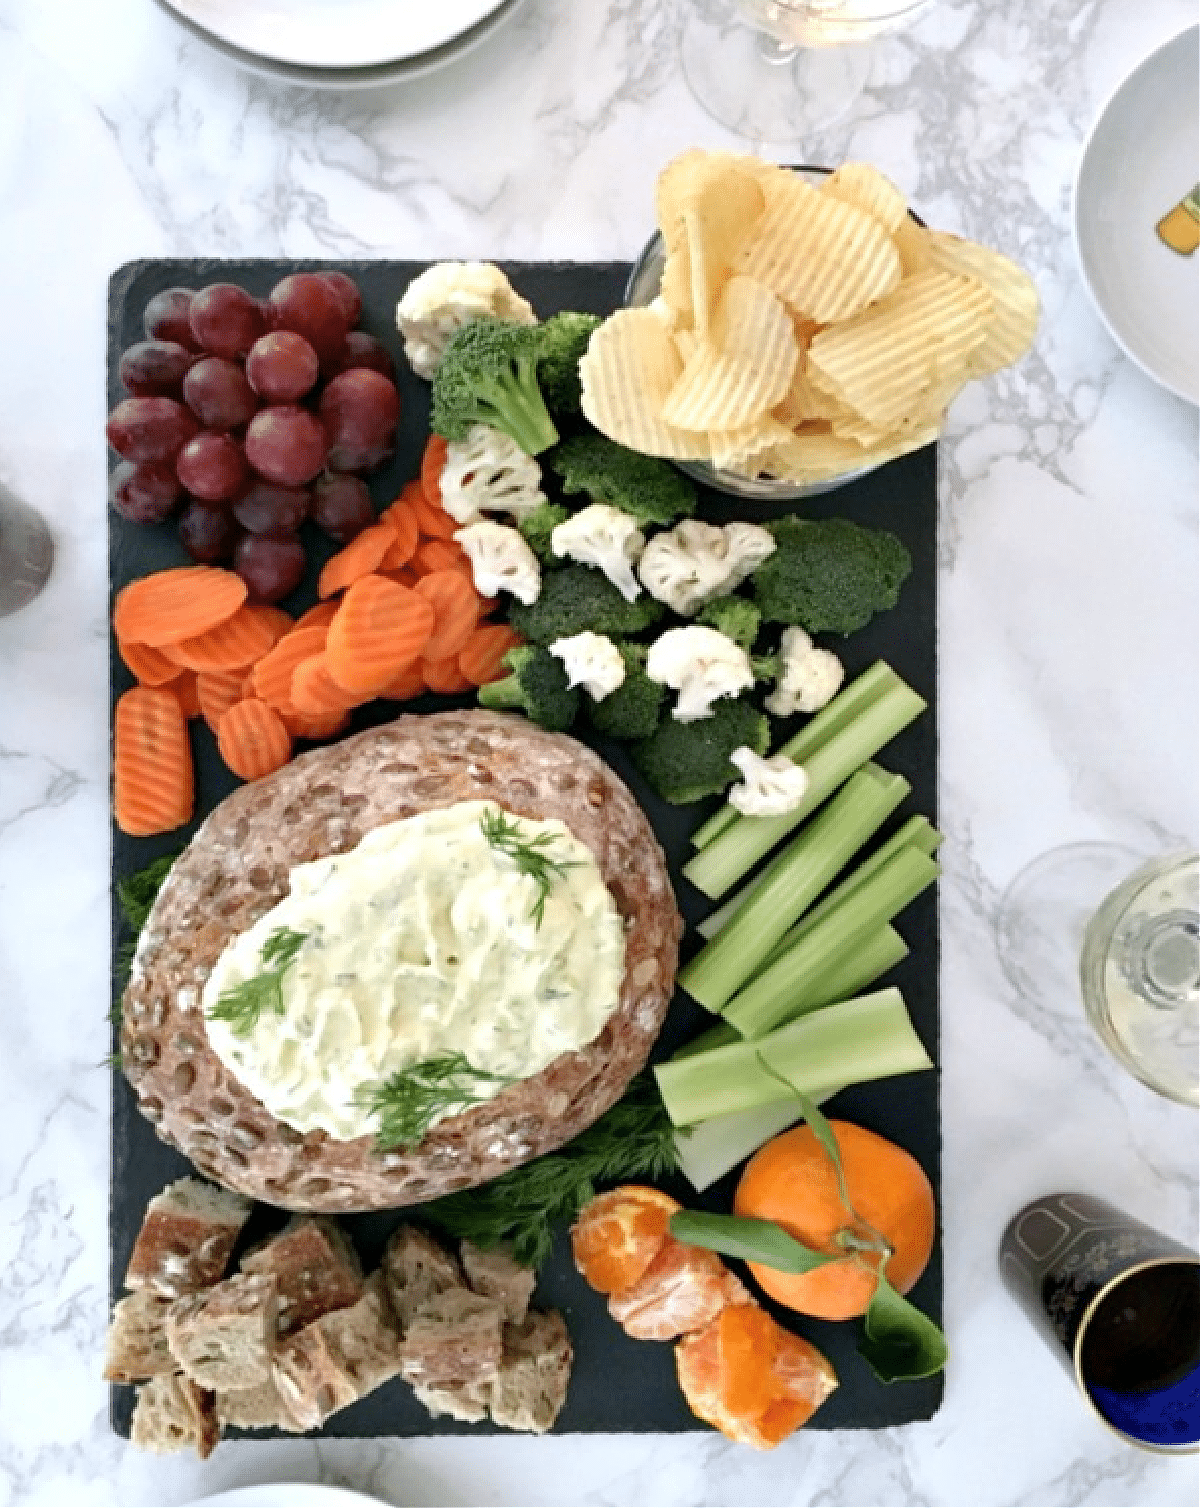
<box><xmin>153</xmin><ymin>0</ymin><xmax>525</xmax><ymax>89</ymax></box>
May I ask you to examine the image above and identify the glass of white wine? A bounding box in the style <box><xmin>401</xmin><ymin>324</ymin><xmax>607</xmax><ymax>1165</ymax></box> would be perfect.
<box><xmin>997</xmin><ymin>845</ymin><xmax>1200</xmax><ymax>1108</ymax></box>
<box><xmin>678</xmin><ymin>0</ymin><xmax>937</xmax><ymax>144</ymax></box>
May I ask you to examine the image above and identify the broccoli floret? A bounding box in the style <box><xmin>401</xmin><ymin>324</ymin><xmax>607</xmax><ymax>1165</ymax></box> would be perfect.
<box><xmin>508</xmin><ymin>564</ymin><xmax>665</xmax><ymax>645</ymax></box>
<box><xmin>751</xmin><ymin>516</ymin><xmax>913</xmax><ymax>636</ymax></box>
<box><xmin>536</xmin><ymin>310</ymin><xmax>602</xmax><ymax>417</ymax></box>
<box><xmin>632</xmin><ymin>696</ymin><xmax>770</xmax><ymax>806</ymax></box>
<box><xmin>518</xmin><ymin>501</ymin><xmax>572</xmax><ymax>562</ymax></box>
<box><xmin>695</xmin><ymin>594</ymin><xmax>762</xmax><ymax>650</ymax></box>
<box><xmin>476</xmin><ymin>644</ymin><xmax>579</xmax><ymax>732</ymax></box>
<box><xmin>431</xmin><ymin>316</ymin><xmax>560</xmax><ymax>456</ymax></box>
<box><xmin>586</xmin><ymin>644</ymin><xmax>666</xmax><ymax>742</ymax></box>
<box><xmin>546</xmin><ymin>432</ymin><xmax>697</xmax><ymax>527</ymax></box>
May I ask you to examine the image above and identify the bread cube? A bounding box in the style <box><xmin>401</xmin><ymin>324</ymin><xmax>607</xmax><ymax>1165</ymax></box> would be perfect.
<box><xmin>165</xmin><ymin>1271</ymin><xmax>279</xmax><ymax>1391</ymax></box>
<box><xmin>124</xmin><ymin>1176</ymin><xmax>252</xmax><ymax>1299</ymax></box>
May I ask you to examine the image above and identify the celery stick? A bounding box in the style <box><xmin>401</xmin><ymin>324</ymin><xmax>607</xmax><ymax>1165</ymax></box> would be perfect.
<box><xmin>689</xmin><ymin>660</ymin><xmax>901</xmax><ymax>851</ymax></box>
<box><xmin>675</xmin><ymin>1093</ymin><xmax>838</xmax><ymax>1192</ymax></box>
<box><xmin>677</xmin><ymin>766</ymin><xmax>909</xmax><ymax>1013</ymax></box>
<box><xmin>723</xmin><ymin>847</ymin><xmax>940</xmax><ymax>1040</ymax></box>
<box><xmin>756</xmin><ymin>816</ymin><xmax>941</xmax><ymax>976</ymax></box>
<box><xmin>682</xmin><ymin>673</ymin><xmax>926</xmax><ymax>899</ymax></box>
<box><xmin>672</xmin><ymin>922</ymin><xmax>909</xmax><ymax>1063</ymax></box>
<box><xmin>654</xmin><ymin>988</ymin><xmax>933</xmax><ymax>1127</ymax></box>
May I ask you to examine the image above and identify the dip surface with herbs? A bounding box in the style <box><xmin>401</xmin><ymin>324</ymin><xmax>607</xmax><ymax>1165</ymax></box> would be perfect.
<box><xmin>202</xmin><ymin>799</ymin><xmax>626</xmax><ymax>1140</ymax></box>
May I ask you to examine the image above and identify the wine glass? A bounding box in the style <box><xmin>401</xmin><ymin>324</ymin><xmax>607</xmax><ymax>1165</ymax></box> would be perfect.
<box><xmin>995</xmin><ymin>843</ymin><xmax>1200</xmax><ymax>1107</ymax></box>
<box><xmin>678</xmin><ymin>0</ymin><xmax>937</xmax><ymax>144</ymax></box>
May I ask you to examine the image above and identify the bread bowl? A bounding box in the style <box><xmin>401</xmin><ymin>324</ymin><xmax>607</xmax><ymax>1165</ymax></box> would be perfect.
<box><xmin>119</xmin><ymin>709</ymin><xmax>682</xmax><ymax>1212</ymax></box>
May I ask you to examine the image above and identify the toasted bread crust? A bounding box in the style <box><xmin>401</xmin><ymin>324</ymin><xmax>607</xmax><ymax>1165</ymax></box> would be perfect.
<box><xmin>120</xmin><ymin>711</ymin><xmax>681</xmax><ymax>1212</ymax></box>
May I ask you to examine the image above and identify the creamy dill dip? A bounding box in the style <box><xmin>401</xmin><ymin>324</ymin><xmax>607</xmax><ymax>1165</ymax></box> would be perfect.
<box><xmin>201</xmin><ymin>800</ymin><xmax>626</xmax><ymax>1140</ymax></box>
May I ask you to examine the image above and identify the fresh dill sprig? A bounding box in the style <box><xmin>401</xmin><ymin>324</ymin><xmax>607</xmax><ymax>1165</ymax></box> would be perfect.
<box><xmin>416</xmin><ymin>1073</ymin><xmax>681</xmax><ymax>1268</ymax></box>
<box><xmin>357</xmin><ymin>1052</ymin><xmax>514</xmax><ymax>1151</ymax></box>
<box><xmin>206</xmin><ymin>926</ymin><xmax>307</xmax><ymax>1038</ymax></box>
<box><xmin>479</xmin><ymin>806</ymin><xmax>578</xmax><ymax>928</ymax></box>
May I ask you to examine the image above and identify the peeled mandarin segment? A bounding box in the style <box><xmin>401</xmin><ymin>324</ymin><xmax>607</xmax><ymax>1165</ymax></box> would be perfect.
<box><xmin>570</xmin><ymin>1185</ymin><xmax>681</xmax><ymax>1296</ymax></box>
<box><xmin>113</xmin><ymin>685</ymin><xmax>195</xmax><ymax>837</ymax></box>
<box><xmin>717</xmin><ymin>1304</ymin><xmax>780</xmax><ymax>1420</ymax></box>
<box><xmin>579</xmin><ymin>307</ymin><xmax>711</xmax><ymax>461</ymax></box>
<box><xmin>924</xmin><ymin>230</ymin><xmax>1040</xmax><ymax>376</ymax></box>
<box><xmin>733</xmin><ymin>176</ymin><xmax>902</xmax><ymax>324</ymax></box>
<box><xmin>807</xmin><ymin>269</ymin><xmax>993</xmax><ymax>428</ymax></box>
<box><xmin>112</xmin><ymin>565</ymin><xmax>247</xmax><ymax>648</ymax></box>
<box><xmin>324</xmin><ymin>574</ymin><xmax>436</xmax><ymax>695</ymax></box>
<box><xmin>216</xmin><ymin>697</ymin><xmax>293</xmax><ymax>782</ymax></box>
<box><xmin>821</xmin><ymin>161</ymin><xmax>909</xmax><ymax>234</ymax></box>
<box><xmin>165</xmin><ymin>602</ymin><xmax>283</xmax><ymax>673</ymax></box>
<box><xmin>607</xmin><ymin>1236</ymin><xmax>749</xmax><ymax>1341</ymax></box>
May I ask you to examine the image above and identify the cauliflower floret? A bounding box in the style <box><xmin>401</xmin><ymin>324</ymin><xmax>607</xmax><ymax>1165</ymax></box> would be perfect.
<box><xmin>439</xmin><ymin>423</ymin><xmax>547</xmax><ymax>527</ymax></box>
<box><xmin>727</xmin><ymin>746</ymin><xmax>811</xmax><ymax>816</ymax></box>
<box><xmin>764</xmin><ymin>627</ymin><xmax>845</xmax><ymax>717</ymax></box>
<box><xmin>548</xmin><ymin>632</ymin><xmax>626</xmax><ymax>702</ymax></box>
<box><xmin>396</xmin><ymin>262</ymin><xmax>537</xmax><ymax>381</ymax></box>
<box><xmin>550</xmin><ymin>504</ymin><xmax>646</xmax><ymax>603</ymax></box>
<box><xmin>453</xmin><ymin>521</ymin><xmax>541</xmax><ymax>606</ymax></box>
<box><xmin>645</xmin><ymin>625</ymin><xmax>755</xmax><ymax>723</ymax></box>
<box><xmin>638</xmin><ymin>520</ymin><xmax>777</xmax><ymax>616</ymax></box>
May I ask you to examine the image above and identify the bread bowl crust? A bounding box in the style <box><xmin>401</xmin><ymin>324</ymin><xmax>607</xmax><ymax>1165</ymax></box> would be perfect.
<box><xmin>120</xmin><ymin>710</ymin><xmax>681</xmax><ymax>1213</ymax></box>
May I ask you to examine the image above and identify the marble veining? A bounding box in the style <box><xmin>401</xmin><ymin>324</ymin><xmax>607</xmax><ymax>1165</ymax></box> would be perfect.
<box><xmin>0</xmin><ymin>0</ymin><xmax>1197</xmax><ymax>1503</ymax></box>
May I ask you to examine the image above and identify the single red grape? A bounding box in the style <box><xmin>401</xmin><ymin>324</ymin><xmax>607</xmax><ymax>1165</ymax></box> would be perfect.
<box><xmin>119</xmin><ymin>340</ymin><xmax>197</xmax><ymax>398</ymax></box>
<box><xmin>143</xmin><ymin>287</ymin><xmax>200</xmax><ymax>351</ymax></box>
<box><xmin>109</xmin><ymin>461</ymin><xmax>183</xmax><ymax>524</ymax></box>
<box><xmin>189</xmin><ymin>283</ymin><xmax>268</xmax><ymax>359</ymax></box>
<box><xmin>245</xmin><ymin>330</ymin><xmax>321</xmax><ymax>403</ymax></box>
<box><xmin>323</xmin><ymin>330</ymin><xmax>396</xmax><ymax>381</ymax></box>
<box><xmin>107</xmin><ymin>397</ymin><xmax>200</xmax><ymax>465</ymax></box>
<box><xmin>179</xmin><ymin>500</ymin><xmax>242</xmax><ymax>564</ymax></box>
<box><xmin>234</xmin><ymin>532</ymin><xmax>306</xmax><ymax>604</ymax></box>
<box><xmin>233</xmin><ymin>481</ymin><xmax>310</xmax><ymax>535</ymax></box>
<box><xmin>244</xmin><ymin>405</ymin><xmax>328</xmax><ymax>487</ymax></box>
<box><xmin>266</xmin><ymin>272</ymin><xmax>352</xmax><ymax>362</ymax></box>
<box><xmin>176</xmin><ymin>432</ymin><xmax>249</xmax><ymax>503</ymax></box>
<box><xmin>309</xmin><ymin>473</ymin><xmax>375</xmax><ymax>543</ymax></box>
<box><xmin>182</xmin><ymin>357</ymin><xmax>259</xmax><ymax>431</ymax></box>
<box><xmin>318</xmin><ymin>368</ymin><xmax>400</xmax><ymax>472</ymax></box>
<box><xmin>316</xmin><ymin>270</ymin><xmax>363</xmax><ymax>326</ymax></box>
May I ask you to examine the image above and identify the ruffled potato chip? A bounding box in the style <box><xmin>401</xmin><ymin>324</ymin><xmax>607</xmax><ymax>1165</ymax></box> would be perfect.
<box><xmin>734</xmin><ymin>175</ymin><xmax>902</xmax><ymax>323</ymax></box>
<box><xmin>822</xmin><ymin>162</ymin><xmax>909</xmax><ymax>234</ymax></box>
<box><xmin>579</xmin><ymin>306</ymin><xmax>710</xmax><ymax>460</ymax></box>
<box><xmin>924</xmin><ymin>230</ymin><xmax>1041</xmax><ymax>377</ymax></box>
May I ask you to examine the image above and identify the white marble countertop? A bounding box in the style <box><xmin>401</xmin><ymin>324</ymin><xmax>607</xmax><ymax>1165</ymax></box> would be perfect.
<box><xmin>0</xmin><ymin>0</ymin><xmax>1197</xmax><ymax>1503</ymax></box>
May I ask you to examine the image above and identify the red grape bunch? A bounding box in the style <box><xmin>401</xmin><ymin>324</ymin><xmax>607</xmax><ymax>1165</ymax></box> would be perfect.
<box><xmin>107</xmin><ymin>271</ymin><xmax>401</xmax><ymax>604</ymax></box>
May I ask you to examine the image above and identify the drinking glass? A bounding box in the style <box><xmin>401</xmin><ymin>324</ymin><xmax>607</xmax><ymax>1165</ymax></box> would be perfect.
<box><xmin>0</xmin><ymin>480</ymin><xmax>53</xmax><ymax>619</ymax></box>
<box><xmin>678</xmin><ymin>0</ymin><xmax>937</xmax><ymax>143</ymax></box>
<box><xmin>996</xmin><ymin>845</ymin><xmax>1199</xmax><ymax>1107</ymax></box>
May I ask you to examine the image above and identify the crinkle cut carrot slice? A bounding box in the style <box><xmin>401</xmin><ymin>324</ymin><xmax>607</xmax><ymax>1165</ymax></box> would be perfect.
<box><xmin>413</xmin><ymin>537</ymin><xmax>470</xmax><ymax>577</ymax></box>
<box><xmin>416</xmin><ymin>569</ymin><xmax>482</xmax><ymax>662</ymax></box>
<box><xmin>216</xmin><ymin>697</ymin><xmax>293</xmax><ymax>782</ymax></box>
<box><xmin>196</xmin><ymin>668</ymin><xmax>248</xmax><ymax>731</ymax></box>
<box><xmin>250</xmin><ymin>625</ymin><xmax>329</xmax><ymax>712</ymax></box>
<box><xmin>293</xmin><ymin>599</ymin><xmax>341</xmax><ymax>633</ymax></box>
<box><xmin>118</xmin><ymin>638</ymin><xmax>181</xmax><ymax>687</ymax></box>
<box><xmin>165</xmin><ymin>602</ymin><xmax>285</xmax><ymax>673</ymax></box>
<box><xmin>457</xmin><ymin>623</ymin><xmax>523</xmax><ymax>686</ymax></box>
<box><xmin>317</xmin><ymin>518</ymin><xmax>398</xmax><ymax>600</ymax></box>
<box><xmin>378</xmin><ymin>660</ymin><xmax>428</xmax><ymax>702</ymax></box>
<box><xmin>324</xmin><ymin>575</ymin><xmax>435</xmax><ymax>696</ymax></box>
<box><xmin>280</xmin><ymin>706</ymin><xmax>351</xmax><ymax>742</ymax></box>
<box><xmin>112</xmin><ymin>565</ymin><xmax>248</xmax><ymax>648</ymax></box>
<box><xmin>421</xmin><ymin>655</ymin><xmax>473</xmax><ymax>695</ymax></box>
<box><xmin>113</xmin><ymin>685</ymin><xmax>195</xmax><ymax>837</ymax></box>
<box><xmin>421</xmin><ymin>432</ymin><xmax>450</xmax><ymax>508</ymax></box>
<box><xmin>245</xmin><ymin>603</ymin><xmax>296</xmax><ymax>646</ymax></box>
<box><xmin>377</xmin><ymin>490</ymin><xmax>421</xmax><ymax>570</ymax></box>
<box><xmin>290</xmin><ymin>652</ymin><xmax>368</xmax><ymax>717</ymax></box>
<box><xmin>167</xmin><ymin>670</ymin><xmax>203</xmax><ymax>721</ymax></box>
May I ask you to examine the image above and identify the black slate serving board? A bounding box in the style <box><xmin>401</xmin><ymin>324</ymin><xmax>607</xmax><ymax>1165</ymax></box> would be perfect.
<box><xmin>108</xmin><ymin>257</ymin><xmax>941</xmax><ymax>1439</ymax></box>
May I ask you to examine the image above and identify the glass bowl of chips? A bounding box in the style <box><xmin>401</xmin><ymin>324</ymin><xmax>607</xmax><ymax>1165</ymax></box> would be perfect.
<box><xmin>607</xmin><ymin>156</ymin><xmax>1040</xmax><ymax>503</ymax></box>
